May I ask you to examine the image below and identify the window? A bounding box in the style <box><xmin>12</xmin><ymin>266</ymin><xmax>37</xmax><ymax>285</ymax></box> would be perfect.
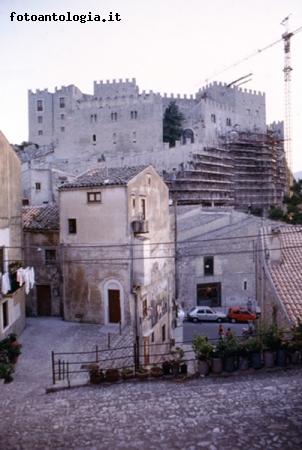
<box><xmin>37</xmin><ymin>100</ymin><xmax>43</xmax><ymax>112</ymax></box>
<box><xmin>38</xmin><ymin>116</ymin><xmax>43</xmax><ymax>124</ymax></box>
<box><xmin>38</xmin><ymin>130</ymin><xmax>43</xmax><ymax>136</ymax></box>
<box><xmin>113</xmin><ymin>133</ymin><xmax>117</xmax><ymax>144</ymax></box>
<box><xmin>111</xmin><ymin>112</ymin><xmax>117</xmax><ymax>121</ymax></box>
<box><xmin>226</xmin><ymin>118</ymin><xmax>232</xmax><ymax>126</ymax></box>
<box><xmin>151</xmin><ymin>332</ymin><xmax>154</xmax><ymax>343</ymax></box>
<box><xmin>140</xmin><ymin>198</ymin><xmax>146</xmax><ymax>220</ymax></box>
<box><xmin>87</xmin><ymin>192</ymin><xmax>101</xmax><ymax>203</ymax></box>
<box><xmin>204</xmin><ymin>256</ymin><xmax>214</xmax><ymax>276</ymax></box>
<box><xmin>131</xmin><ymin>196</ymin><xmax>136</xmax><ymax>211</ymax></box>
<box><xmin>68</xmin><ymin>218</ymin><xmax>77</xmax><ymax>234</ymax></box>
<box><xmin>35</xmin><ymin>182</ymin><xmax>41</xmax><ymax>190</ymax></box>
<box><xmin>143</xmin><ymin>299</ymin><xmax>148</xmax><ymax>318</ymax></box>
<box><xmin>243</xmin><ymin>280</ymin><xmax>248</xmax><ymax>291</ymax></box>
<box><xmin>22</xmin><ymin>199</ymin><xmax>29</xmax><ymax>206</ymax></box>
<box><xmin>60</xmin><ymin>114</ymin><xmax>65</xmax><ymax>120</ymax></box>
<box><xmin>59</xmin><ymin>97</ymin><xmax>65</xmax><ymax>108</ymax></box>
<box><xmin>45</xmin><ymin>249</ymin><xmax>56</xmax><ymax>265</ymax></box>
<box><xmin>92</xmin><ymin>134</ymin><xmax>96</xmax><ymax>144</ymax></box>
<box><xmin>132</xmin><ymin>131</ymin><xmax>137</xmax><ymax>143</ymax></box>
<box><xmin>61</xmin><ymin>126</ymin><xmax>65</xmax><ymax>132</ymax></box>
<box><xmin>130</xmin><ymin>110</ymin><xmax>138</xmax><ymax>119</ymax></box>
<box><xmin>211</xmin><ymin>113</ymin><xmax>216</xmax><ymax>123</ymax></box>
<box><xmin>162</xmin><ymin>324</ymin><xmax>166</xmax><ymax>342</ymax></box>
<box><xmin>147</xmin><ymin>174</ymin><xmax>151</xmax><ymax>186</ymax></box>
<box><xmin>2</xmin><ymin>301</ymin><xmax>9</xmax><ymax>329</ymax></box>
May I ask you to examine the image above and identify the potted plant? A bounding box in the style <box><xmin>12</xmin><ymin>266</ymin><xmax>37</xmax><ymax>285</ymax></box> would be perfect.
<box><xmin>121</xmin><ymin>367</ymin><xmax>135</xmax><ymax>380</ymax></box>
<box><xmin>212</xmin><ymin>339</ymin><xmax>226</xmax><ymax>374</ymax></box>
<box><xmin>192</xmin><ymin>336</ymin><xmax>214</xmax><ymax>376</ymax></box>
<box><xmin>171</xmin><ymin>346</ymin><xmax>187</xmax><ymax>375</ymax></box>
<box><xmin>288</xmin><ymin>322</ymin><xmax>302</xmax><ymax>364</ymax></box>
<box><xmin>0</xmin><ymin>334</ymin><xmax>22</xmax><ymax>365</ymax></box>
<box><xmin>162</xmin><ymin>360</ymin><xmax>173</xmax><ymax>376</ymax></box>
<box><xmin>246</xmin><ymin>337</ymin><xmax>262</xmax><ymax>369</ymax></box>
<box><xmin>105</xmin><ymin>368</ymin><xmax>120</xmax><ymax>382</ymax></box>
<box><xmin>261</xmin><ymin>325</ymin><xmax>281</xmax><ymax>368</ymax></box>
<box><xmin>0</xmin><ymin>361</ymin><xmax>14</xmax><ymax>383</ymax></box>
<box><xmin>136</xmin><ymin>367</ymin><xmax>149</xmax><ymax>380</ymax></box>
<box><xmin>150</xmin><ymin>365</ymin><xmax>163</xmax><ymax>378</ymax></box>
<box><xmin>223</xmin><ymin>335</ymin><xmax>239</xmax><ymax>372</ymax></box>
<box><xmin>237</xmin><ymin>340</ymin><xmax>250</xmax><ymax>370</ymax></box>
<box><xmin>88</xmin><ymin>364</ymin><xmax>104</xmax><ymax>384</ymax></box>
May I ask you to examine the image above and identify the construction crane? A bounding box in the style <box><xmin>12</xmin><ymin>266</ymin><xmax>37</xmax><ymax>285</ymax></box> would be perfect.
<box><xmin>281</xmin><ymin>16</ymin><xmax>293</xmax><ymax>175</ymax></box>
<box><xmin>204</xmin><ymin>20</ymin><xmax>302</xmax><ymax>176</ymax></box>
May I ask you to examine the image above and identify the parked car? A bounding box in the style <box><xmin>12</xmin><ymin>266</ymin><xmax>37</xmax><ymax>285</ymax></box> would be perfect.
<box><xmin>227</xmin><ymin>307</ymin><xmax>257</xmax><ymax>323</ymax></box>
<box><xmin>187</xmin><ymin>306</ymin><xmax>227</xmax><ymax>323</ymax></box>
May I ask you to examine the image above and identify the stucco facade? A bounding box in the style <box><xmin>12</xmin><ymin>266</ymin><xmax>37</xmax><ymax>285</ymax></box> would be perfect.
<box><xmin>0</xmin><ymin>131</ymin><xmax>26</xmax><ymax>339</ymax></box>
<box><xmin>23</xmin><ymin>205</ymin><xmax>60</xmax><ymax>317</ymax></box>
<box><xmin>176</xmin><ymin>207</ymin><xmax>274</xmax><ymax>313</ymax></box>
<box><xmin>59</xmin><ymin>165</ymin><xmax>174</xmax><ymax>357</ymax></box>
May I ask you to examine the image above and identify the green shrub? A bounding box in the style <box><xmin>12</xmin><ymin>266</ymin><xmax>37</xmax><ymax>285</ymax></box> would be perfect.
<box><xmin>192</xmin><ymin>336</ymin><xmax>214</xmax><ymax>361</ymax></box>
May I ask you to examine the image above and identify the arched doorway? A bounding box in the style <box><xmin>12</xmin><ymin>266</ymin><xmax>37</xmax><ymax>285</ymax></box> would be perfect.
<box><xmin>182</xmin><ymin>128</ymin><xmax>194</xmax><ymax>144</ymax></box>
<box><xmin>103</xmin><ymin>280</ymin><xmax>124</xmax><ymax>325</ymax></box>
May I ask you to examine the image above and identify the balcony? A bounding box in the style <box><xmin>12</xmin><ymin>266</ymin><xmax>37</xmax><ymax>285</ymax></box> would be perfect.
<box><xmin>132</xmin><ymin>220</ymin><xmax>149</xmax><ymax>234</ymax></box>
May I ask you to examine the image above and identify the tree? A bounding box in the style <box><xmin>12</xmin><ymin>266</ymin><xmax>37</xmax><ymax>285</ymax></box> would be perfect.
<box><xmin>163</xmin><ymin>101</ymin><xmax>184</xmax><ymax>147</ymax></box>
<box><xmin>268</xmin><ymin>179</ymin><xmax>302</xmax><ymax>224</ymax></box>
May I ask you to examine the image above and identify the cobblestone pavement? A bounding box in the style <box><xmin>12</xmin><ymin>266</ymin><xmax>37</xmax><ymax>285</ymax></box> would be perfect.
<box><xmin>1</xmin><ymin>319</ymin><xmax>302</xmax><ymax>449</ymax></box>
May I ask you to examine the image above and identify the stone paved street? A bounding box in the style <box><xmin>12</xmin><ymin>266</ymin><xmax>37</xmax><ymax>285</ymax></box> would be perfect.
<box><xmin>1</xmin><ymin>319</ymin><xmax>302</xmax><ymax>450</ymax></box>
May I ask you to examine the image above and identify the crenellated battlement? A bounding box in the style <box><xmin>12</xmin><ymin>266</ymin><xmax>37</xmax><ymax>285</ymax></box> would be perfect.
<box><xmin>94</xmin><ymin>77</ymin><xmax>136</xmax><ymax>85</ymax></box>
<box><xmin>197</xmin><ymin>80</ymin><xmax>265</xmax><ymax>97</ymax></box>
<box><xmin>28</xmin><ymin>88</ymin><xmax>50</xmax><ymax>95</ymax></box>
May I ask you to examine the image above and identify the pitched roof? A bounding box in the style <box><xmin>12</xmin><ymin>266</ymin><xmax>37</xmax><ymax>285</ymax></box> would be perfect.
<box><xmin>59</xmin><ymin>166</ymin><xmax>148</xmax><ymax>190</ymax></box>
<box><xmin>265</xmin><ymin>225</ymin><xmax>302</xmax><ymax>325</ymax></box>
<box><xmin>22</xmin><ymin>205</ymin><xmax>59</xmax><ymax>231</ymax></box>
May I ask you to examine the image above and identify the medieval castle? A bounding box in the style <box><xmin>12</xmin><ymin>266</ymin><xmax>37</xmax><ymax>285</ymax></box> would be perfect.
<box><xmin>19</xmin><ymin>78</ymin><xmax>287</xmax><ymax>211</ymax></box>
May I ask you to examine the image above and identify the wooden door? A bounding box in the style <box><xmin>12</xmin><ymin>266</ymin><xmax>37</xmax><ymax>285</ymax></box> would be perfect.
<box><xmin>36</xmin><ymin>285</ymin><xmax>51</xmax><ymax>316</ymax></box>
<box><xmin>108</xmin><ymin>289</ymin><xmax>121</xmax><ymax>323</ymax></box>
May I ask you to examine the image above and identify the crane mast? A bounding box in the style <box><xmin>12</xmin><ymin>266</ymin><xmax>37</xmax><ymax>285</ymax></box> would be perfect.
<box><xmin>281</xmin><ymin>16</ymin><xmax>293</xmax><ymax>179</ymax></box>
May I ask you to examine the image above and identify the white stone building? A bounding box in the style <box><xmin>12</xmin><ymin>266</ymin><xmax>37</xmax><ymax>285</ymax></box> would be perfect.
<box><xmin>59</xmin><ymin>165</ymin><xmax>174</xmax><ymax>361</ymax></box>
<box><xmin>0</xmin><ymin>131</ymin><xmax>26</xmax><ymax>339</ymax></box>
<box><xmin>176</xmin><ymin>206</ymin><xmax>275</xmax><ymax>312</ymax></box>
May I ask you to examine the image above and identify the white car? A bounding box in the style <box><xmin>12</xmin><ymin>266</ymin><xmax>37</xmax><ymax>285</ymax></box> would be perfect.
<box><xmin>187</xmin><ymin>306</ymin><xmax>227</xmax><ymax>323</ymax></box>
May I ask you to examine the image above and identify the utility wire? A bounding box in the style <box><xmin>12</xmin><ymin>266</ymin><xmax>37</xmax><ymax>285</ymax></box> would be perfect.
<box><xmin>16</xmin><ymin>242</ymin><xmax>302</xmax><ymax>264</ymax></box>
<box><xmin>5</xmin><ymin>225</ymin><xmax>302</xmax><ymax>250</ymax></box>
<box><xmin>204</xmin><ymin>25</ymin><xmax>302</xmax><ymax>83</ymax></box>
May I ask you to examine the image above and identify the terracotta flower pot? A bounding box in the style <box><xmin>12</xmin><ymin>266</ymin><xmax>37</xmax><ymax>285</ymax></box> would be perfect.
<box><xmin>105</xmin><ymin>369</ymin><xmax>120</xmax><ymax>382</ymax></box>
<box><xmin>198</xmin><ymin>360</ymin><xmax>209</xmax><ymax>376</ymax></box>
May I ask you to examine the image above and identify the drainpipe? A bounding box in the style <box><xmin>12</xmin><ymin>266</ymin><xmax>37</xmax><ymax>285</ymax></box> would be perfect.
<box><xmin>130</xmin><ymin>231</ymin><xmax>140</xmax><ymax>369</ymax></box>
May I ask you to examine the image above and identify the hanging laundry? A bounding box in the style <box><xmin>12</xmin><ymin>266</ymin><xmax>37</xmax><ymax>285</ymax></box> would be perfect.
<box><xmin>23</xmin><ymin>267</ymin><xmax>31</xmax><ymax>294</ymax></box>
<box><xmin>29</xmin><ymin>267</ymin><xmax>35</xmax><ymax>289</ymax></box>
<box><xmin>17</xmin><ymin>267</ymin><xmax>25</xmax><ymax>287</ymax></box>
<box><xmin>1</xmin><ymin>272</ymin><xmax>11</xmax><ymax>295</ymax></box>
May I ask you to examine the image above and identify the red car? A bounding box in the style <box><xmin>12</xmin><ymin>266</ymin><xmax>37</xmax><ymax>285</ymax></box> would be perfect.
<box><xmin>227</xmin><ymin>307</ymin><xmax>257</xmax><ymax>323</ymax></box>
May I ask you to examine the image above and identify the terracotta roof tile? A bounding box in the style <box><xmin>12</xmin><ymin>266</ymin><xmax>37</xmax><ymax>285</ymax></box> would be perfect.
<box><xmin>22</xmin><ymin>205</ymin><xmax>59</xmax><ymax>231</ymax></box>
<box><xmin>59</xmin><ymin>166</ymin><xmax>148</xmax><ymax>189</ymax></box>
<box><xmin>266</xmin><ymin>225</ymin><xmax>302</xmax><ymax>325</ymax></box>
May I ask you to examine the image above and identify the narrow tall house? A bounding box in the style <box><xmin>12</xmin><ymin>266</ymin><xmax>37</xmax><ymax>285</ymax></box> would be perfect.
<box><xmin>0</xmin><ymin>131</ymin><xmax>26</xmax><ymax>338</ymax></box>
<box><xmin>59</xmin><ymin>165</ymin><xmax>174</xmax><ymax>359</ymax></box>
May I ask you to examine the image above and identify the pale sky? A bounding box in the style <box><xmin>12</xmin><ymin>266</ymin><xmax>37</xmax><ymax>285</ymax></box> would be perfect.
<box><xmin>1</xmin><ymin>0</ymin><xmax>301</xmax><ymax>171</ymax></box>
